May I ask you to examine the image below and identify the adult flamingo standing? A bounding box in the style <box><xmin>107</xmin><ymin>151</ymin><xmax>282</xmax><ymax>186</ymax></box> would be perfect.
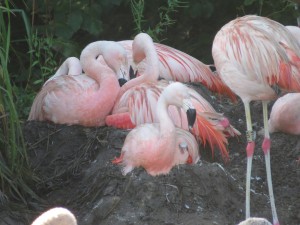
<box><xmin>113</xmin><ymin>82</ymin><xmax>200</xmax><ymax>176</ymax></box>
<box><xmin>28</xmin><ymin>41</ymin><xmax>129</xmax><ymax>126</ymax></box>
<box><xmin>106</xmin><ymin>33</ymin><xmax>240</xmax><ymax>160</ymax></box>
<box><xmin>118</xmin><ymin>37</ymin><xmax>237</xmax><ymax>101</ymax></box>
<box><xmin>212</xmin><ymin>15</ymin><xmax>300</xmax><ymax>225</ymax></box>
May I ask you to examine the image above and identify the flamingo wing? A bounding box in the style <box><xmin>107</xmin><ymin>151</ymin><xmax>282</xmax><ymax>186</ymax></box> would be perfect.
<box><xmin>118</xmin><ymin>40</ymin><xmax>237</xmax><ymax>101</ymax></box>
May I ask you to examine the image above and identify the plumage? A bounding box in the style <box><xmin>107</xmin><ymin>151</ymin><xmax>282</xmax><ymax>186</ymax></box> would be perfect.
<box><xmin>31</xmin><ymin>207</ymin><xmax>77</xmax><ymax>225</ymax></box>
<box><xmin>28</xmin><ymin>41</ymin><xmax>128</xmax><ymax>126</ymax></box>
<box><xmin>269</xmin><ymin>93</ymin><xmax>300</xmax><ymax>134</ymax></box>
<box><xmin>106</xmin><ymin>33</ymin><xmax>240</xmax><ymax>160</ymax></box>
<box><xmin>113</xmin><ymin>82</ymin><xmax>200</xmax><ymax>176</ymax></box>
<box><xmin>43</xmin><ymin>57</ymin><xmax>82</xmax><ymax>86</ymax></box>
<box><xmin>212</xmin><ymin>15</ymin><xmax>300</xmax><ymax>225</ymax></box>
<box><xmin>238</xmin><ymin>217</ymin><xmax>272</xmax><ymax>225</ymax></box>
<box><xmin>118</xmin><ymin>39</ymin><xmax>236</xmax><ymax>100</ymax></box>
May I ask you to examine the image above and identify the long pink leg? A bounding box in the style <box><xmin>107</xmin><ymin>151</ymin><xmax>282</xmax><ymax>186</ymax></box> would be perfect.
<box><xmin>243</xmin><ymin>101</ymin><xmax>255</xmax><ymax>219</ymax></box>
<box><xmin>262</xmin><ymin>101</ymin><xmax>279</xmax><ymax>225</ymax></box>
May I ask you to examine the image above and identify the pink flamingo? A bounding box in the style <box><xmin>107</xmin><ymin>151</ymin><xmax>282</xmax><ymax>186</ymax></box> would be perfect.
<box><xmin>28</xmin><ymin>41</ymin><xmax>129</xmax><ymax>126</ymax></box>
<box><xmin>212</xmin><ymin>15</ymin><xmax>300</xmax><ymax>225</ymax></box>
<box><xmin>118</xmin><ymin>37</ymin><xmax>237</xmax><ymax>101</ymax></box>
<box><xmin>106</xmin><ymin>33</ymin><xmax>240</xmax><ymax>160</ymax></box>
<box><xmin>43</xmin><ymin>57</ymin><xmax>82</xmax><ymax>86</ymax></box>
<box><xmin>113</xmin><ymin>82</ymin><xmax>200</xmax><ymax>176</ymax></box>
<box><xmin>268</xmin><ymin>93</ymin><xmax>300</xmax><ymax>135</ymax></box>
<box><xmin>31</xmin><ymin>207</ymin><xmax>77</xmax><ymax>225</ymax></box>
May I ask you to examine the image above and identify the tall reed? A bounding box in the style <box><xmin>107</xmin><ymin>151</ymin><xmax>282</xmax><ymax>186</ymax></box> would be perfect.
<box><xmin>0</xmin><ymin>1</ymin><xmax>39</xmax><ymax>205</ymax></box>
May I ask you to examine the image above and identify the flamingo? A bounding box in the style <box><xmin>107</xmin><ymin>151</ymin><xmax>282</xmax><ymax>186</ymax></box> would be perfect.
<box><xmin>268</xmin><ymin>93</ymin><xmax>300</xmax><ymax>135</ymax></box>
<box><xmin>118</xmin><ymin>37</ymin><xmax>237</xmax><ymax>101</ymax></box>
<box><xmin>28</xmin><ymin>41</ymin><xmax>129</xmax><ymax>126</ymax></box>
<box><xmin>238</xmin><ymin>217</ymin><xmax>272</xmax><ymax>225</ymax></box>
<box><xmin>212</xmin><ymin>15</ymin><xmax>300</xmax><ymax>225</ymax></box>
<box><xmin>106</xmin><ymin>33</ymin><xmax>240</xmax><ymax>160</ymax></box>
<box><xmin>43</xmin><ymin>57</ymin><xmax>82</xmax><ymax>86</ymax></box>
<box><xmin>112</xmin><ymin>82</ymin><xmax>200</xmax><ymax>176</ymax></box>
<box><xmin>31</xmin><ymin>207</ymin><xmax>77</xmax><ymax>225</ymax></box>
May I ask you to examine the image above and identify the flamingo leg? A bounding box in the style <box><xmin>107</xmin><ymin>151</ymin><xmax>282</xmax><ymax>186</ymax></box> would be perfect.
<box><xmin>243</xmin><ymin>101</ymin><xmax>255</xmax><ymax>219</ymax></box>
<box><xmin>262</xmin><ymin>101</ymin><xmax>279</xmax><ymax>225</ymax></box>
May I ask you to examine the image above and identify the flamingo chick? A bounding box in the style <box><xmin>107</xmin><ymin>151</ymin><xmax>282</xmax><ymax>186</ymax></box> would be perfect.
<box><xmin>113</xmin><ymin>82</ymin><xmax>200</xmax><ymax>176</ymax></box>
<box><xmin>28</xmin><ymin>41</ymin><xmax>128</xmax><ymax>126</ymax></box>
<box><xmin>268</xmin><ymin>93</ymin><xmax>300</xmax><ymax>135</ymax></box>
<box><xmin>212</xmin><ymin>15</ymin><xmax>300</xmax><ymax>225</ymax></box>
<box><xmin>31</xmin><ymin>207</ymin><xmax>77</xmax><ymax>225</ymax></box>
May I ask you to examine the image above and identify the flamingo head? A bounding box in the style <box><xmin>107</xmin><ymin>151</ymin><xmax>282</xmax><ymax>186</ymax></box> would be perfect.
<box><xmin>163</xmin><ymin>82</ymin><xmax>197</xmax><ymax>129</ymax></box>
<box><xmin>102</xmin><ymin>42</ymin><xmax>130</xmax><ymax>85</ymax></box>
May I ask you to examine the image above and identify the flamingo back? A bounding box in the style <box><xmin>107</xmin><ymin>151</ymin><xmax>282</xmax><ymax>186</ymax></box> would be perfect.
<box><xmin>212</xmin><ymin>15</ymin><xmax>300</xmax><ymax>101</ymax></box>
<box><xmin>118</xmin><ymin>40</ymin><xmax>236</xmax><ymax>101</ymax></box>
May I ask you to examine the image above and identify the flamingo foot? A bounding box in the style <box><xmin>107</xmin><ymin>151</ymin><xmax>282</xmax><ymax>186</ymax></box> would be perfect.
<box><xmin>186</xmin><ymin>155</ymin><xmax>193</xmax><ymax>164</ymax></box>
<box><xmin>112</xmin><ymin>154</ymin><xmax>124</xmax><ymax>164</ymax></box>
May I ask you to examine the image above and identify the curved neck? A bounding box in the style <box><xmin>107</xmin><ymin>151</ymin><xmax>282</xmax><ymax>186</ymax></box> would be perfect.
<box><xmin>157</xmin><ymin>96</ymin><xmax>175</xmax><ymax>135</ymax></box>
<box><xmin>80</xmin><ymin>41</ymin><xmax>114</xmax><ymax>84</ymax></box>
<box><xmin>119</xmin><ymin>38</ymin><xmax>160</xmax><ymax>96</ymax></box>
<box><xmin>141</xmin><ymin>42</ymin><xmax>160</xmax><ymax>82</ymax></box>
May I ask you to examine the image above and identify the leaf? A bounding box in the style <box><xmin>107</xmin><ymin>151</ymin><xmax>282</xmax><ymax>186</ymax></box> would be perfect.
<box><xmin>82</xmin><ymin>17</ymin><xmax>103</xmax><ymax>36</ymax></box>
<box><xmin>54</xmin><ymin>23</ymin><xmax>75</xmax><ymax>39</ymax></box>
<box><xmin>67</xmin><ymin>9</ymin><xmax>83</xmax><ymax>33</ymax></box>
<box><xmin>244</xmin><ymin>0</ymin><xmax>257</xmax><ymax>6</ymax></box>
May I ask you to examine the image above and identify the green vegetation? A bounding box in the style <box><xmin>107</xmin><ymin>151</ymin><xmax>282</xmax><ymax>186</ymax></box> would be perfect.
<box><xmin>0</xmin><ymin>1</ymin><xmax>39</xmax><ymax>205</ymax></box>
<box><xmin>0</xmin><ymin>0</ymin><xmax>297</xmax><ymax>207</ymax></box>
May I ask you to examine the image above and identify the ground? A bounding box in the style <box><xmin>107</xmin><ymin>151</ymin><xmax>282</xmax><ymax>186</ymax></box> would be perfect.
<box><xmin>0</xmin><ymin>84</ymin><xmax>299</xmax><ymax>225</ymax></box>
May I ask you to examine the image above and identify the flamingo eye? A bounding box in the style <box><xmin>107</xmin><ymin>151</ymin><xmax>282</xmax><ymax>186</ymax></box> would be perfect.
<box><xmin>179</xmin><ymin>142</ymin><xmax>188</xmax><ymax>154</ymax></box>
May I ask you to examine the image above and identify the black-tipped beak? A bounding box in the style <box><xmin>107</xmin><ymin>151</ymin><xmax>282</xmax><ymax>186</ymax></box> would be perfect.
<box><xmin>209</xmin><ymin>65</ymin><xmax>216</xmax><ymax>72</ymax></box>
<box><xmin>118</xmin><ymin>78</ymin><xmax>127</xmax><ymax>87</ymax></box>
<box><xmin>129</xmin><ymin>65</ymin><xmax>138</xmax><ymax>80</ymax></box>
<box><xmin>186</xmin><ymin>108</ymin><xmax>196</xmax><ymax>129</ymax></box>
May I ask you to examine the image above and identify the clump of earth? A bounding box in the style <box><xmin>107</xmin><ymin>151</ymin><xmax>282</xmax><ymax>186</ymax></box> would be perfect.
<box><xmin>0</xmin><ymin>84</ymin><xmax>299</xmax><ymax>225</ymax></box>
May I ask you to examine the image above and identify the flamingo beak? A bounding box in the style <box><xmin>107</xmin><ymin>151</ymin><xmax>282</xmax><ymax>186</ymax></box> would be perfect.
<box><xmin>186</xmin><ymin>108</ymin><xmax>196</xmax><ymax>129</ymax></box>
<box><xmin>182</xmin><ymin>99</ymin><xmax>196</xmax><ymax>129</ymax></box>
<box><xmin>118</xmin><ymin>78</ymin><xmax>127</xmax><ymax>87</ymax></box>
<box><xmin>129</xmin><ymin>65</ymin><xmax>138</xmax><ymax>80</ymax></box>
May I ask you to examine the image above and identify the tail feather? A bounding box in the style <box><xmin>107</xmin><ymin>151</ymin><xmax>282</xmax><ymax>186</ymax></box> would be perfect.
<box><xmin>192</xmin><ymin>113</ymin><xmax>230</xmax><ymax>161</ymax></box>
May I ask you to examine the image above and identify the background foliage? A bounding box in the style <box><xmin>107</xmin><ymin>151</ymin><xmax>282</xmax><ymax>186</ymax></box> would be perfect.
<box><xmin>0</xmin><ymin>0</ymin><xmax>298</xmax><ymax>205</ymax></box>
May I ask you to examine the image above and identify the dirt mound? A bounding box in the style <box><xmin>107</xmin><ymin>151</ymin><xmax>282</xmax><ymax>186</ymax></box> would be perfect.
<box><xmin>0</xmin><ymin>87</ymin><xmax>299</xmax><ymax>225</ymax></box>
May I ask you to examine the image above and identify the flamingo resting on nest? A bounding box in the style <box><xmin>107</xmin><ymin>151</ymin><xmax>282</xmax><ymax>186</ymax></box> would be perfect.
<box><xmin>28</xmin><ymin>41</ymin><xmax>129</xmax><ymax>126</ymax></box>
<box><xmin>112</xmin><ymin>82</ymin><xmax>200</xmax><ymax>176</ymax></box>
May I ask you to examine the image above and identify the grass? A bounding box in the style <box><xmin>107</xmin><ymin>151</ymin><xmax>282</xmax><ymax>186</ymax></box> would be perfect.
<box><xmin>0</xmin><ymin>1</ymin><xmax>40</xmax><ymax>205</ymax></box>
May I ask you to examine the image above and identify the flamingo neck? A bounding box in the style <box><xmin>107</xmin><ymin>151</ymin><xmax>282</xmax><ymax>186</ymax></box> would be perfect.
<box><xmin>80</xmin><ymin>41</ymin><xmax>115</xmax><ymax>84</ymax></box>
<box><xmin>157</xmin><ymin>96</ymin><xmax>175</xmax><ymax>135</ymax></box>
<box><xmin>142</xmin><ymin>42</ymin><xmax>160</xmax><ymax>81</ymax></box>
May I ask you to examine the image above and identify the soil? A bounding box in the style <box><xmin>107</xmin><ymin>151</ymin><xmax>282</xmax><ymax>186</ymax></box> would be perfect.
<box><xmin>0</xmin><ymin>84</ymin><xmax>299</xmax><ymax>225</ymax></box>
